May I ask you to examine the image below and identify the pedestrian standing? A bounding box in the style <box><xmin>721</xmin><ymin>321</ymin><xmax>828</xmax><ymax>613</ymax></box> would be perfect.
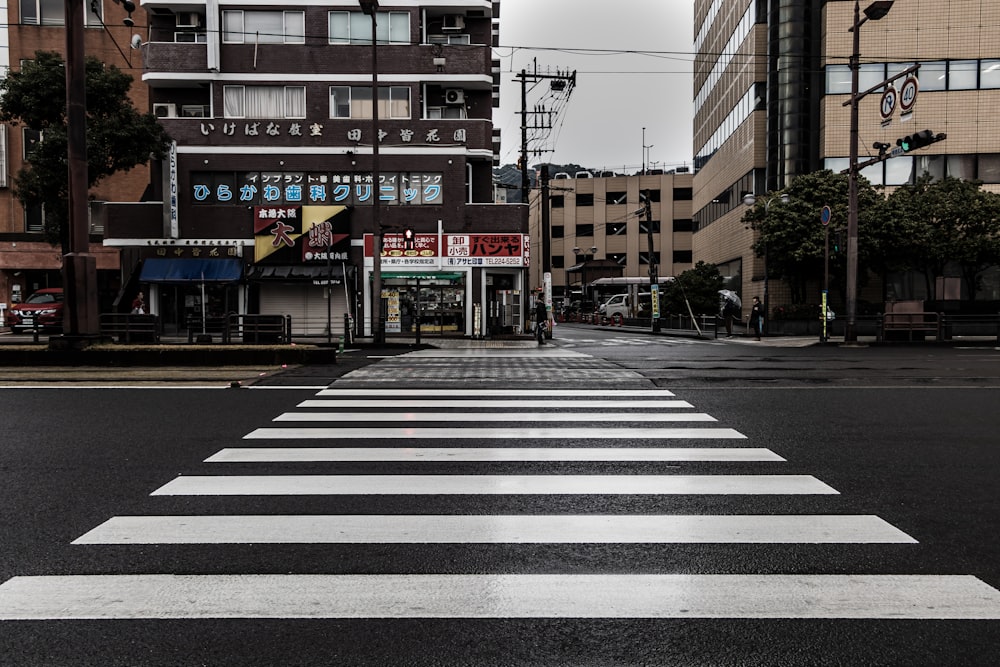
<box><xmin>131</xmin><ymin>291</ymin><xmax>146</xmax><ymax>315</ymax></box>
<box><xmin>749</xmin><ymin>296</ymin><xmax>763</xmax><ymax>340</ymax></box>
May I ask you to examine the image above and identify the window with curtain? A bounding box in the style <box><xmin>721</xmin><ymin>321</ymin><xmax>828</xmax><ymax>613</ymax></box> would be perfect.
<box><xmin>328</xmin><ymin>11</ymin><xmax>410</xmax><ymax>45</ymax></box>
<box><xmin>329</xmin><ymin>86</ymin><xmax>410</xmax><ymax>119</ymax></box>
<box><xmin>223</xmin><ymin>10</ymin><xmax>305</xmax><ymax>44</ymax></box>
<box><xmin>224</xmin><ymin>85</ymin><xmax>306</xmax><ymax>119</ymax></box>
<box><xmin>22</xmin><ymin>0</ymin><xmax>102</xmax><ymax>26</ymax></box>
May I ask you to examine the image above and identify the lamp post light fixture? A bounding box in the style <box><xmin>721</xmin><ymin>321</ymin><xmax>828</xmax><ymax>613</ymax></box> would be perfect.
<box><xmin>845</xmin><ymin>0</ymin><xmax>894</xmax><ymax>343</ymax></box>
<box><xmin>359</xmin><ymin>0</ymin><xmax>384</xmax><ymax>343</ymax></box>
<box><xmin>743</xmin><ymin>192</ymin><xmax>789</xmax><ymax>336</ymax></box>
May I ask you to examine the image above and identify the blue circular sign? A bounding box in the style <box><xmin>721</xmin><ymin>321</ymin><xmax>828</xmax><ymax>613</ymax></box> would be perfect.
<box><xmin>821</xmin><ymin>206</ymin><xmax>832</xmax><ymax>226</ymax></box>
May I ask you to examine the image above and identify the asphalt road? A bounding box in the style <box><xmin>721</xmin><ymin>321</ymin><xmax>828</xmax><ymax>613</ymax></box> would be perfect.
<box><xmin>2</xmin><ymin>326</ymin><xmax>1000</xmax><ymax>665</ymax></box>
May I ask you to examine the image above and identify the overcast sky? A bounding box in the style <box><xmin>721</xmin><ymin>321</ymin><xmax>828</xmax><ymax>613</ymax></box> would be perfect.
<box><xmin>495</xmin><ymin>0</ymin><xmax>695</xmax><ymax>173</ymax></box>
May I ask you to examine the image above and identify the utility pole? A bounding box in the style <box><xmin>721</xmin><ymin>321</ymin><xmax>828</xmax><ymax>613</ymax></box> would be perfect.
<box><xmin>54</xmin><ymin>0</ymin><xmax>100</xmax><ymax>349</ymax></box>
<box><xmin>540</xmin><ymin>165</ymin><xmax>552</xmax><ymax>329</ymax></box>
<box><xmin>514</xmin><ymin>64</ymin><xmax>576</xmax><ymax>321</ymax></box>
<box><xmin>642</xmin><ymin>190</ymin><xmax>660</xmax><ymax>332</ymax></box>
<box><xmin>515</xmin><ymin>64</ymin><xmax>576</xmax><ymax>203</ymax></box>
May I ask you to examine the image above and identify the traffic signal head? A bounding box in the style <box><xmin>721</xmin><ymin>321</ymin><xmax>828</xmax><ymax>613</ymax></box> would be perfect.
<box><xmin>897</xmin><ymin>129</ymin><xmax>945</xmax><ymax>152</ymax></box>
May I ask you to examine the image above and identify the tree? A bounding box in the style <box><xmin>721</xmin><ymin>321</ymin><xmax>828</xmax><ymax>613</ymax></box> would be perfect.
<box><xmin>742</xmin><ymin>170</ymin><xmax>883</xmax><ymax>304</ymax></box>
<box><xmin>880</xmin><ymin>176</ymin><xmax>1000</xmax><ymax>299</ymax></box>
<box><xmin>0</xmin><ymin>51</ymin><xmax>172</xmax><ymax>249</ymax></box>
<box><xmin>662</xmin><ymin>261</ymin><xmax>724</xmax><ymax>316</ymax></box>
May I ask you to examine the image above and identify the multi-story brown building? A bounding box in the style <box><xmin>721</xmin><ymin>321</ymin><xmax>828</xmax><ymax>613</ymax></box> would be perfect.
<box><xmin>529</xmin><ymin>170</ymin><xmax>694</xmax><ymax>311</ymax></box>
<box><xmin>0</xmin><ymin>1</ymin><xmax>148</xmax><ymax>323</ymax></box>
<box><xmin>692</xmin><ymin>0</ymin><xmax>1000</xmax><ymax>312</ymax></box>
<box><xmin>99</xmin><ymin>0</ymin><xmax>521</xmax><ymax>338</ymax></box>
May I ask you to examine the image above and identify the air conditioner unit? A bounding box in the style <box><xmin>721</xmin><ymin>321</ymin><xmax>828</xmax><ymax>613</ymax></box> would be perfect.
<box><xmin>444</xmin><ymin>88</ymin><xmax>465</xmax><ymax>105</ymax></box>
<box><xmin>176</xmin><ymin>12</ymin><xmax>202</xmax><ymax>28</ymax></box>
<box><xmin>442</xmin><ymin>14</ymin><xmax>465</xmax><ymax>31</ymax></box>
<box><xmin>153</xmin><ymin>103</ymin><xmax>177</xmax><ymax>118</ymax></box>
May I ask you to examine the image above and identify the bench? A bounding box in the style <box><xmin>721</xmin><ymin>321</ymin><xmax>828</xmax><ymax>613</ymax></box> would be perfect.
<box><xmin>99</xmin><ymin>313</ymin><xmax>161</xmax><ymax>343</ymax></box>
<box><xmin>878</xmin><ymin>311</ymin><xmax>942</xmax><ymax>341</ymax></box>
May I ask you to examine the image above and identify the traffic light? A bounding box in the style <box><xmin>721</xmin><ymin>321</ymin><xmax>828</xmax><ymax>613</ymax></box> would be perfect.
<box><xmin>897</xmin><ymin>130</ymin><xmax>946</xmax><ymax>153</ymax></box>
<box><xmin>403</xmin><ymin>227</ymin><xmax>415</xmax><ymax>250</ymax></box>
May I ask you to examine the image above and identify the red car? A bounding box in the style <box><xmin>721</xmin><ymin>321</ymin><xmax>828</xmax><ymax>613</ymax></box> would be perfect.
<box><xmin>7</xmin><ymin>288</ymin><xmax>64</xmax><ymax>333</ymax></box>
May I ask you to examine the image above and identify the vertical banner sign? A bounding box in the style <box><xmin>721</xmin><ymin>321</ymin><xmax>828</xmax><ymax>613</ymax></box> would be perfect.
<box><xmin>651</xmin><ymin>283</ymin><xmax>661</xmax><ymax>318</ymax></box>
<box><xmin>168</xmin><ymin>141</ymin><xmax>178</xmax><ymax>238</ymax></box>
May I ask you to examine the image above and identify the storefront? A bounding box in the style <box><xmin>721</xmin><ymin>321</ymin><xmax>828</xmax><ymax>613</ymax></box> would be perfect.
<box><xmin>138</xmin><ymin>256</ymin><xmax>244</xmax><ymax>333</ymax></box>
<box><xmin>363</xmin><ymin>231</ymin><xmax>529</xmax><ymax>338</ymax></box>
<box><xmin>252</xmin><ymin>205</ymin><xmax>354</xmax><ymax>337</ymax></box>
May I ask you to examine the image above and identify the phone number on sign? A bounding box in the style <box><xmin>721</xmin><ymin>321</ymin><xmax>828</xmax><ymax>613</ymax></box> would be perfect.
<box><xmin>445</xmin><ymin>257</ymin><xmax>523</xmax><ymax>266</ymax></box>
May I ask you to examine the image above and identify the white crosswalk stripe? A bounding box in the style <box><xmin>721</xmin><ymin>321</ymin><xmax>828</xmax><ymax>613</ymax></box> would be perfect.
<box><xmin>73</xmin><ymin>514</ymin><xmax>915</xmax><ymax>545</ymax></box>
<box><xmin>5</xmin><ymin>347</ymin><xmax>1000</xmax><ymax>626</ymax></box>
<box><xmin>4</xmin><ymin>574</ymin><xmax>999</xmax><ymax>620</ymax></box>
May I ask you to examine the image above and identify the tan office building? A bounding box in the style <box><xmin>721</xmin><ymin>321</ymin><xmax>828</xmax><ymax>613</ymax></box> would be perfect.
<box><xmin>692</xmin><ymin>0</ymin><xmax>1000</xmax><ymax>310</ymax></box>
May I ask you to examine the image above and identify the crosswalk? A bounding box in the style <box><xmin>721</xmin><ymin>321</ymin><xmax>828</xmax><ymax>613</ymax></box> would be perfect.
<box><xmin>3</xmin><ymin>347</ymin><xmax>1000</xmax><ymax>624</ymax></box>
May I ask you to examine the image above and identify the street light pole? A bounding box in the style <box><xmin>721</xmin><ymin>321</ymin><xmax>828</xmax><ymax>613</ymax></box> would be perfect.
<box><xmin>359</xmin><ymin>0</ymin><xmax>383</xmax><ymax>344</ymax></box>
<box><xmin>845</xmin><ymin>0</ymin><xmax>894</xmax><ymax>343</ymax></box>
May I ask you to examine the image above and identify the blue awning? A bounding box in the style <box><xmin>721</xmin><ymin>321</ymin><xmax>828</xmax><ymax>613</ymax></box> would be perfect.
<box><xmin>139</xmin><ymin>258</ymin><xmax>243</xmax><ymax>284</ymax></box>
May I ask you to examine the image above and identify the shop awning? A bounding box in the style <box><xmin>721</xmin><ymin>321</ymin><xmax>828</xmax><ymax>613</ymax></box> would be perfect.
<box><xmin>246</xmin><ymin>264</ymin><xmax>353</xmax><ymax>280</ymax></box>
<box><xmin>139</xmin><ymin>258</ymin><xmax>243</xmax><ymax>284</ymax></box>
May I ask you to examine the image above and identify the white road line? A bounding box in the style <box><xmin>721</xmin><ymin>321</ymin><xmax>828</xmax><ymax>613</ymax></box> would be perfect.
<box><xmin>273</xmin><ymin>412</ymin><xmax>717</xmax><ymax>423</ymax></box>
<box><xmin>316</xmin><ymin>389</ymin><xmax>678</xmax><ymax>397</ymax></box>
<box><xmin>72</xmin><ymin>515</ymin><xmax>915</xmax><ymax>545</ymax></box>
<box><xmin>205</xmin><ymin>447</ymin><xmax>784</xmax><ymax>463</ymax></box>
<box><xmin>244</xmin><ymin>426</ymin><xmax>745</xmax><ymax>440</ymax></box>
<box><xmin>297</xmin><ymin>399</ymin><xmax>694</xmax><ymax>409</ymax></box>
<box><xmin>4</xmin><ymin>574</ymin><xmax>999</xmax><ymax>619</ymax></box>
<box><xmin>150</xmin><ymin>474</ymin><xmax>837</xmax><ymax>496</ymax></box>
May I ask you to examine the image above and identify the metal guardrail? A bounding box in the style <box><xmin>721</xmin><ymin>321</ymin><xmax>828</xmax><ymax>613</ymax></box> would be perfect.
<box><xmin>99</xmin><ymin>313</ymin><xmax>162</xmax><ymax>343</ymax></box>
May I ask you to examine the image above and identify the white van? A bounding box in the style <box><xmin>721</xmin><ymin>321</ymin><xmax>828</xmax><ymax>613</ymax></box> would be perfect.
<box><xmin>600</xmin><ymin>293</ymin><xmax>652</xmax><ymax>319</ymax></box>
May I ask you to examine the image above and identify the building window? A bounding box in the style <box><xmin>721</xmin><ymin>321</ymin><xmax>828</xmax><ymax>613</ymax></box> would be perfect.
<box><xmin>576</xmin><ymin>193</ymin><xmax>594</xmax><ymax>206</ymax></box>
<box><xmin>606</xmin><ymin>222</ymin><xmax>627</xmax><ymax>236</ymax></box>
<box><xmin>551</xmin><ymin>225</ymin><xmax>564</xmax><ymax>238</ymax></box>
<box><xmin>673</xmin><ymin>187</ymin><xmax>692</xmax><ymax>200</ymax></box>
<box><xmin>330</xmin><ymin>86</ymin><xmax>410</xmax><ymax>119</ymax></box>
<box><xmin>551</xmin><ymin>195</ymin><xmax>564</xmax><ymax>208</ymax></box>
<box><xmin>981</xmin><ymin>61</ymin><xmax>1000</xmax><ymax>89</ymax></box>
<box><xmin>25</xmin><ymin>204</ymin><xmax>43</xmax><ymax>233</ymax></box>
<box><xmin>673</xmin><ymin>219</ymin><xmax>693</xmax><ymax>232</ymax></box>
<box><xmin>222</xmin><ymin>11</ymin><xmax>305</xmax><ymax>44</ymax></box>
<box><xmin>552</xmin><ymin>256</ymin><xmax>565</xmax><ymax>269</ymax></box>
<box><xmin>608</xmin><ymin>253</ymin><xmax>627</xmax><ymax>266</ymax></box>
<box><xmin>22</xmin><ymin>128</ymin><xmax>41</xmax><ymax>159</ymax></box>
<box><xmin>639</xmin><ymin>219</ymin><xmax>661</xmax><ymax>234</ymax></box>
<box><xmin>21</xmin><ymin>0</ymin><xmax>102</xmax><ymax>26</ymax></box>
<box><xmin>223</xmin><ymin>86</ymin><xmax>306</xmax><ymax>119</ymax></box>
<box><xmin>673</xmin><ymin>250</ymin><xmax>693</xmax><ymax>264</ymax></box>
<box><xmin>949</xmin><ymin>60</ymin><xmax>979</xmax><ymax>90</ymax></box>
<box><xmin>606</xmin><ymin>191</ymin><xmax>627</xmax><ymax>205</ymax></box>
<box><xmin>575</xmin><ymin>224</ymin><xmax>594</xmax><ymax>238</ymax></box>
<box><xmin>920</xmin><ymin>61</ymin><xmax>947</xmax><ymax>91</ymax></box>
<box><xmin>640</xmin><ymin>252</ymin><xmax>660</xmax><ymax>266</ymax></box>
<box><xmin>329</xmin><ymin>11</ymin><xmax>409</xmax><ymax>45</ymax></box>
<box><xmin>978</xmin><ymin>155</ymin><xmax>1000</xmax><ymax>184</ymax></box>
<box><xmin>947</xmin><ymin>155</ymin><xmax>976</xmax><ymax>180</ymax></box>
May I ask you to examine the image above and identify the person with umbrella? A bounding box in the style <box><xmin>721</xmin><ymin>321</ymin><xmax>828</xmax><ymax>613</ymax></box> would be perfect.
<box><xmin>718</xmin><ymin>290</ymin><xmax>741</xmax><ymax>338</ymax></box>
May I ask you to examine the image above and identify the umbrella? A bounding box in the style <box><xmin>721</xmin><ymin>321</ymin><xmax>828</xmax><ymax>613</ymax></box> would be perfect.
<box><xmin>718</xmin><ymin>290</ymin><xmax>741</xmax><ymax>309</ymax></box>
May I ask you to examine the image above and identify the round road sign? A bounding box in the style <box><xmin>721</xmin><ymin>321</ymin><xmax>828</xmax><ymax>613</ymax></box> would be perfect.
<box><xmin>821</xmin><ymin>205</ymin><xmax>832</xmax><ymax>226</ymax></box>
<box><xmin>880</xmin><ymin>86</ymin><xmax>898</xmax><ymax>119</ymax></box>
<box><xmin>900</xmin><ymin>76</ymin><xmax>919</xmax><ymax>112</ymax></box>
